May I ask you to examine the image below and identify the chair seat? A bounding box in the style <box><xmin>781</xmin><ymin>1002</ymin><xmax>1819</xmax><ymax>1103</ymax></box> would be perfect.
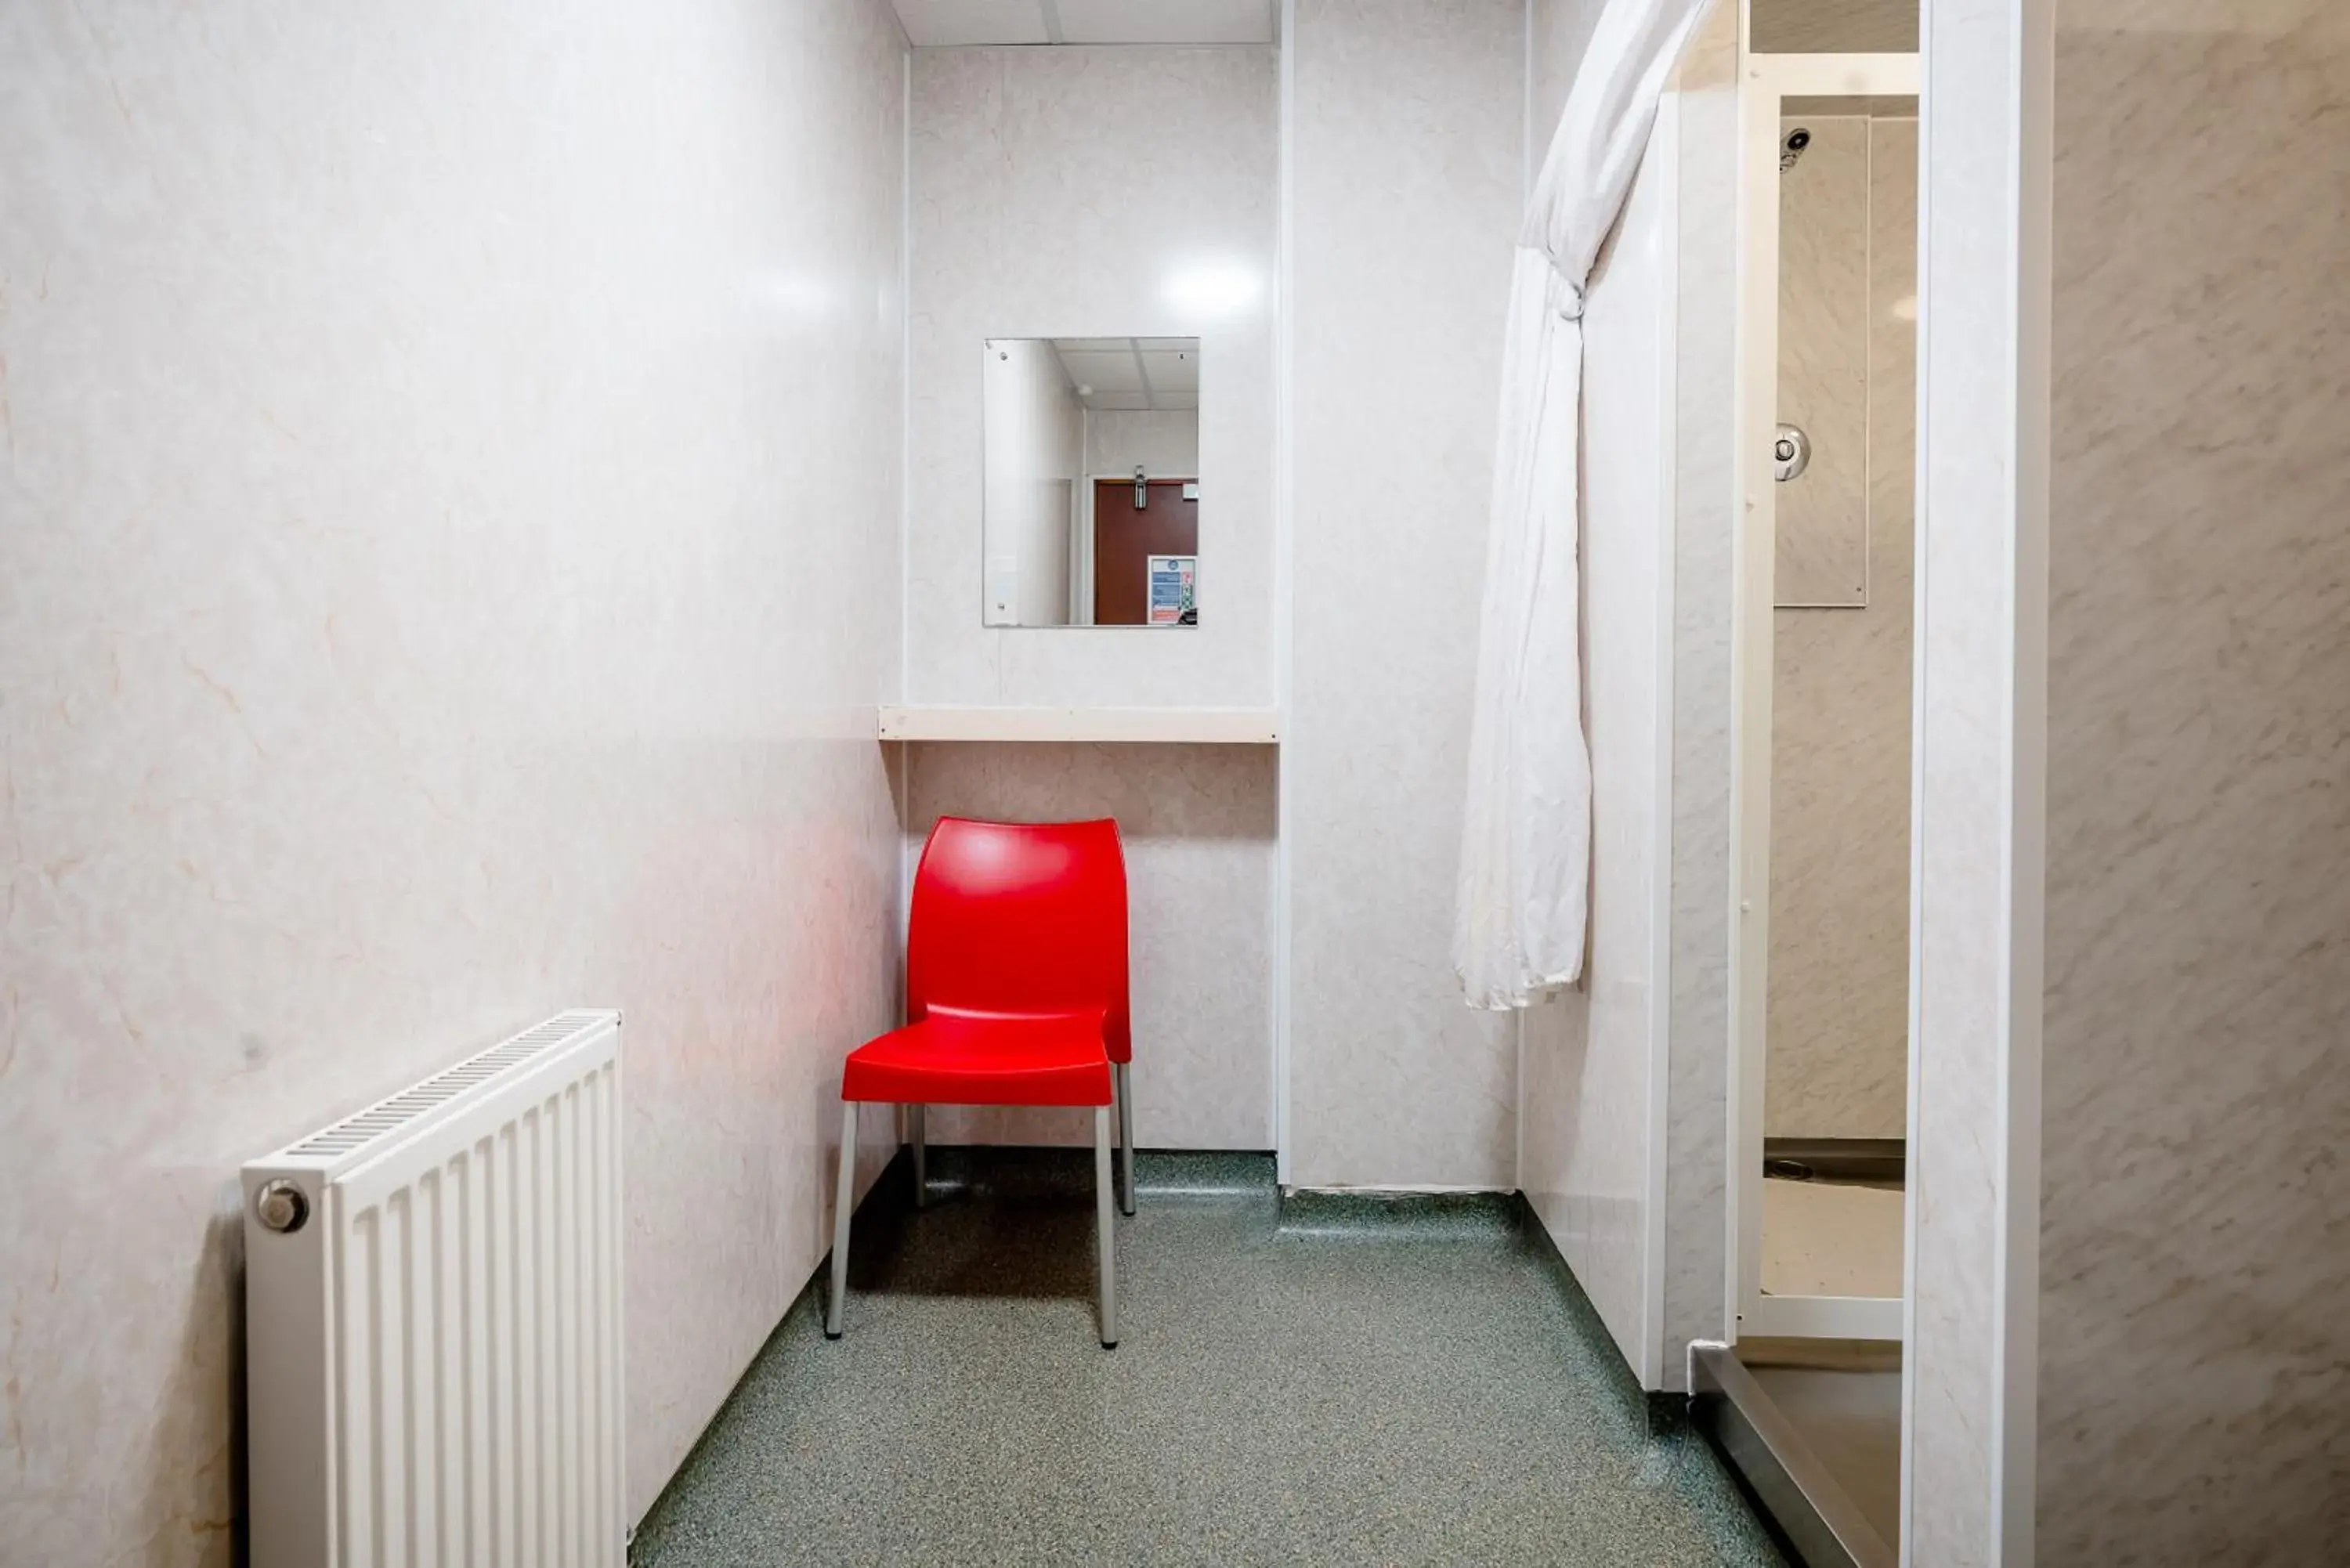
<box><xmin>841</xmin><ymin>1006</ymin><xmax>1113</xmax><ymax>1107</ymax></box>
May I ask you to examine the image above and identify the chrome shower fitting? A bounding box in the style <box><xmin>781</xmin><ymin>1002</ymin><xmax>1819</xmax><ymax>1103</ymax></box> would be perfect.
<box><xmin>1773</xmin><ymin>424</ymin><xmax>1812</xmax><ymax>482</ymax></box>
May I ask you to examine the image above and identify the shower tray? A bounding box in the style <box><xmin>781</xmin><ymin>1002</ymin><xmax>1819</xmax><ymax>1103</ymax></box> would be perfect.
<box><xmin>1692</xmin><ymin>1338</ymin><xmax>1900</xmax><ymax>1568</ymax></box>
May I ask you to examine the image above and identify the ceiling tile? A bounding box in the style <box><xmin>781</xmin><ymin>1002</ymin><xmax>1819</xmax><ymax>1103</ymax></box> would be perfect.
<box><xmin>1055</xmin><ymin>349</ymin><xmax>1144</xmax><ymax>390</ymax></box>
<box><xmin>1141</xmin><ymin>351</ymin><xmax>1197</xmax><ymax>392</ymax></box>
<box><xmin>891</xmin><ymin>0</ymin><xmax>1050</xmax><ymax>47</ymax></box>
<box><xmin>1054</xmin><ymin>0</ymin><xmax>1277</xmax><ymax>45</ymax></box>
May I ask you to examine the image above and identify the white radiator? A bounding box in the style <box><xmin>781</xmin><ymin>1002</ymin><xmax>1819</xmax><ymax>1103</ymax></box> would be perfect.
<box><xmin>243</xmin><ymin>1010</ymin><xmax>625</xmax><ymax>1568</ymax></box>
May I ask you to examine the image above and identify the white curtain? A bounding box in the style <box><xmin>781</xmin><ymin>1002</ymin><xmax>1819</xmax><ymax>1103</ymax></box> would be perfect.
<box><xmin>1454</xmin><ymin>0</ymin><xmax>1708</xmax><ymax>1010</ymax></box>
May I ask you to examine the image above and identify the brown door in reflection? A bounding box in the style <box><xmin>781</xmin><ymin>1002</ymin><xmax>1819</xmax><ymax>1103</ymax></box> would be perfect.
<box><xmin>1093</xmin><ymin>479</ymin><xmax>1198</xmax><ymax>626</ymax></box>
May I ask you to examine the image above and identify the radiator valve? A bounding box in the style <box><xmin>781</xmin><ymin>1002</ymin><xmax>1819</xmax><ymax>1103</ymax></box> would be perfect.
<box><xmin>255</xmin><ymin>1180</ymin><xmax>309</xmax><ymax>1234</ymax></box>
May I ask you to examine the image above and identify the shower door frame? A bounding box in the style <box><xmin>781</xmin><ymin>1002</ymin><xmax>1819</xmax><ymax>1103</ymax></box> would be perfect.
<box><xmin>1726</xmin><ymin>45</ymin><xmax>1920</xmax><ymax>1346</ymax></box>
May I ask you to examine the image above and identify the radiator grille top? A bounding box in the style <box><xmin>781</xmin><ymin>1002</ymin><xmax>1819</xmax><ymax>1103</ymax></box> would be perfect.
<box><xmin>265</xmin><ymin>1010</ymin><xmax>616</xmax><ymax>1172</ymax></box>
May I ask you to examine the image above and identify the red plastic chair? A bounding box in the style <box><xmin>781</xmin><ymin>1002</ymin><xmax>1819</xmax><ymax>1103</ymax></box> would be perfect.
<box><xmin>826</xmin><ymin>816</ymin><xmax>1132</xmax><ymax>1346</ymax></box>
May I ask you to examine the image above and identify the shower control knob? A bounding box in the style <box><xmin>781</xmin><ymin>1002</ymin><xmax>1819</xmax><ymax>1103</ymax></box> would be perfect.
<box><xmin>255</xmin><ymin>1180</ymin><xmax>309</xmax><ymax>1234</ymax></box>
<box><xmin>1773</xmin><ymin>423</ymin><xmax>1812</xmax><ymax>482</ymax></box>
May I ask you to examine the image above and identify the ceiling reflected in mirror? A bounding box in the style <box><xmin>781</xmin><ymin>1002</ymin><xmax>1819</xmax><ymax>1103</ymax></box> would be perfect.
<box><xmin>891</xmin><ymin>0</ymin><xmax>1277</xmax><ymax>47</ymax></box>
<box><xmin>1048</xmin><ymin>338</ymin><xmax>1198</xmax><ymax>412</ymax></box>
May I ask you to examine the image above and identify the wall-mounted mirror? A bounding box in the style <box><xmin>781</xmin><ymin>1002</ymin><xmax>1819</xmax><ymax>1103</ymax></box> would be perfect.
<box><xmin>982</xmin><ymin>337</ymin><xmax>1200</xmax><ymax>627</ymax></box>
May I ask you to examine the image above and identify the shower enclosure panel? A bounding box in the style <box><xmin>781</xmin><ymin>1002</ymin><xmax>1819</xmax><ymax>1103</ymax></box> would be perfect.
<box><xmin>1727</xmin><ymin>48</ymin><xmax>1918</xmax><ymax>1346</ymax></box>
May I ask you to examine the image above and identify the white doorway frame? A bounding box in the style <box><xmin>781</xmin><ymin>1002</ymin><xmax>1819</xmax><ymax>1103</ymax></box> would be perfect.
<box><xmin>1726</xmin><ymin>46</ymin><xmax>1919</xmax><ymax>1346</ymax></box>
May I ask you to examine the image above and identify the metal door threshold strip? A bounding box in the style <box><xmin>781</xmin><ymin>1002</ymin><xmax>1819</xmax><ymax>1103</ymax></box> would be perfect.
<box><xmin>1690</xmin><ymin>1343</ymin><xmax>1895</xmax><ymax>1568</ymax></box>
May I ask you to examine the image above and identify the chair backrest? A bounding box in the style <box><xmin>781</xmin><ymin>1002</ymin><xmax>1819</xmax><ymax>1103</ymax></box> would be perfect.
<box><xmin>907</xmin><ymin>817</ymin><xmax>1131</xmax><ymax>1064</ymax></box>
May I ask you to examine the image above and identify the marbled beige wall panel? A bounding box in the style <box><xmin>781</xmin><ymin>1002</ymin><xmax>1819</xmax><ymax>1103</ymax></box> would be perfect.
<box><xmin>1766</xmin><ymin>117</ymin><xmax>1916</xmax><ymax>1141</ymax></box>
<box><xmin>2037</xmin><ymin>5</ymin><xmax>2350</xmax><ymax>1560</ymax></box>
<box><xmin>1752</xmin><ymin>0</ymin><xmax>1918</xmax><ymax>53</ymax></box>
<box><xmin>1773</xmin><ymin>116</ymin><xmax>1871</xmax><ymax>608</ymax></box>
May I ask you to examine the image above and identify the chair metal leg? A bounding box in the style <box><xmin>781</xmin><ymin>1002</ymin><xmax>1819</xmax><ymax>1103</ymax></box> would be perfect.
<box><xmin>909</xmin><ymin>1102</ymin><xmax>927</xmax><ymax>1209</ymax></box>
<box><xmin>1114</xmin><ymin>1062</ymin><xmax>1136</xmax><ymax>1216</ymax></box>
<box><xmin>826</xmin><ymin>1100</ymin><xmax>856</xmax><ymax>1339</ymax></box>
<box><xmin>1094</xmin><ymin>1104</ymin><xmax>1119</xmax><ymax>1348</ymax></box>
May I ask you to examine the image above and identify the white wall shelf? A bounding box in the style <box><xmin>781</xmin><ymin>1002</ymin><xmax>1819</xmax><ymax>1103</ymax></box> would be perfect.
<box><xmin>877</xmin><ymin>705</ymin><xmax>1281</xmax><ymax>744</ymax></box>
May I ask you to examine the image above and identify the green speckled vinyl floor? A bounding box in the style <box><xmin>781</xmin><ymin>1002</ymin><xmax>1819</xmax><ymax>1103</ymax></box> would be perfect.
<box><xmin>631</xmin><ymin>1151</ymin><xmax>1784</xmax><ymax>1568</ymax></box>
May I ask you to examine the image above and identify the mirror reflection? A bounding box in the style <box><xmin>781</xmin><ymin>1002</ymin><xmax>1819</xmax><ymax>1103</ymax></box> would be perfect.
<box><xmin>983</xmin><ymin>337</ymin><xmax>1200</xmax><ymax>627</ymax></box>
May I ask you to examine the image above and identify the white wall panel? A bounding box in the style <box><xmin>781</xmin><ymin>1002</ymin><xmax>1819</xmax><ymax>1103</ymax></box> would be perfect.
<box><xmin>906</xmin><ymin>45</ymin><xmax>1277</xmax><ymax>706</ymax></box>
<box><xmin>903</xmin><ymin>46</ymin><xmax>1278</xmax><ymax>1153</ymax></box>
<box><xmin>0</xmin><ymin>0</ymin><xmax>910</xmax><ymax>1551</ymax></box>
<box><xmin>1520</xmin><ymin>95</ymin><xmax>1677</xmax><ymax>1380</ymax></box>
<box><xmin>1287</xmin><ymin>0</ymin><xmax>1524</xmax><ymax>1188</ymax></box>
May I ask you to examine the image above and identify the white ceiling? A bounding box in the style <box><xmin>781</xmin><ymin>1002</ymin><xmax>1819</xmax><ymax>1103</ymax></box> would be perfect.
<box><xmin>1050</xmin><ymin>337</ymin><xmax>1199</xmax><ymax>411</ymax></box>
<box><xmin>891</xmin><ymin>0</ymin><xmax>1277</xmax><ymax>47</ymax></box>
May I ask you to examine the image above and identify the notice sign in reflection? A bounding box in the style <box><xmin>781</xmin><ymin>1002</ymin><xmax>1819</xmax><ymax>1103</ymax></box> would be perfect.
<box><xmin>1148</xmin><ymin>555</ymin><xmax>1197</xmax><ymax>627</ymax></box>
